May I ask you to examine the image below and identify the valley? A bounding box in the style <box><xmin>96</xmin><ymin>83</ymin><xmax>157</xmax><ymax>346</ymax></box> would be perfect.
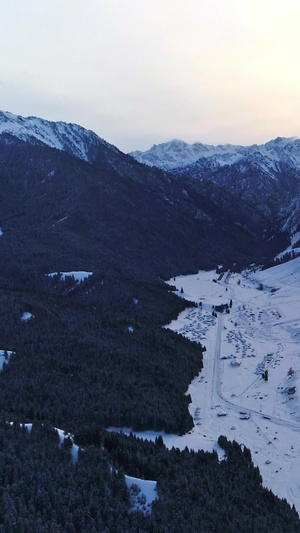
<box><xmin>0</xmin><ymin>110</ymin><xmax>299</xmax><ymax>529</ymax></box>
<box><xmin>115</xmin><ymin>258</ymin><xmax>300</xmax><ymax>514</ymax></box>
<box><xmin>165</xmin><ymin>258</ymin><xmax>300</xmax><ymax>512</ymax></box>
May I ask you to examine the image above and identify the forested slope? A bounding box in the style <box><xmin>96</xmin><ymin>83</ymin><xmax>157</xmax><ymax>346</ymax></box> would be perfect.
<box><xmin>0</xmin><ymin>136</ymin><xmax>297</xmax><ymax>530</ymax></box>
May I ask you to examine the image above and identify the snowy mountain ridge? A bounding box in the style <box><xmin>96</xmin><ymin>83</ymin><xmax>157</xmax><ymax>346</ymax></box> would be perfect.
<box><xmin>130</xmin><ymin>137</ymin><xmax>300</xmax><ymax>172</ymax></box>
<box><xmin>0</xmin><ymin>110</ymin><xmax>117</xmax><ymax>163</ymax></box>
<box><xmin>1</xmin><ymin>110</ymin><xmax>299</xmax><ymax>252</ymax></box>
<box><xmin>131</xmin><ymin>137</ymin><xmax>300</xmax><ymax>243</ymax></box>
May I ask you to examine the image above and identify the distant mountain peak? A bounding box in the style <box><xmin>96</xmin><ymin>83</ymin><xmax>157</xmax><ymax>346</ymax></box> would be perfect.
<box><xmin>129</xmin><ymin>137</ymin><xmax>300</xmax><ymax>171</ymax></box>
<box><xmin>130</xmin><ymin>135</ymin><xmax>300</xmax><ymax>242</ymax></box>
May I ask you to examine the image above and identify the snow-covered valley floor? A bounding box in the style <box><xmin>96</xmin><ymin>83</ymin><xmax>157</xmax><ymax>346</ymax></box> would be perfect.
<box><xmin>163</xmin><ymin>257</ymin><xmax>300</xmax><ymax>513</ymax></box>
<box><xmin>109</xmin><ymin>257</ymin><xmax>300</xmax><ymax>514</ymax></box>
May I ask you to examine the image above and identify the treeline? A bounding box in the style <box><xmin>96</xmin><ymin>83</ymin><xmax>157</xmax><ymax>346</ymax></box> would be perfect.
<box><xmin>262</xmin><ymin>248</ymin><xmax>300</xmax><ymax>271</ymax></box>
<box><xmin>1</xmin><ymin>423</ymin><xmax>299</xmax><ymax>533</ymax></box>
<box><xmin>0</xmin><ymin>422</ymin><xmax>146</xmax><ymax>532</ymax></box>
<box><xmin>104</xmin><ymin>431</ymin><xmax>300</xmax><ymax>532</ymax></box>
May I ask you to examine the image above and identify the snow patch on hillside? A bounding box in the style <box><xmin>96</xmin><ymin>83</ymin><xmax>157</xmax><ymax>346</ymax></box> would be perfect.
<box><xmin>125</xmin><ymin>475</ymin><xmax>158</xmax><ymax>514</ymax></box>
<box><xmin>0</xmin><ymin>350</ymin><xmax>13</xmax><ymax>371</ymax></box>
<box><xmin>276</xmin><ymin>231</ymin><xmax>300</xmax><ymax>260</ymax></box>
<box><xmin>21</xmin><ymin>312</ymin><xmax>34</xmax><ymax>321</ymax></box>
<box><xmin>55</xmin><ymin>427</ymin><xmax>79</xmax><ymax>464</ymax></box>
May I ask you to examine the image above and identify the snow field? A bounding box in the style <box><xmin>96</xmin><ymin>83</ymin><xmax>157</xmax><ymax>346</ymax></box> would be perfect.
<box><xmin>165</xmin><ymin>258</ymin><xmax>300</xmax><ymax>513</ymax></box>
<box><xmin>108</xmin><ymin>258</ymin><xmax>300</xmax><ymax>514</ymax></box>
<box><xmin>125</xmin><ymin>475</ymin><xmax>158</xmax><ymax>515</ymax></box>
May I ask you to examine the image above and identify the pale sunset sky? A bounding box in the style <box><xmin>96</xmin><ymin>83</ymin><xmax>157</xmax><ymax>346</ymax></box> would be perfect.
<box><xmin>1</xmin><ymin>0</ymin><xmax>300</xmax><ymax>152</ymax></box>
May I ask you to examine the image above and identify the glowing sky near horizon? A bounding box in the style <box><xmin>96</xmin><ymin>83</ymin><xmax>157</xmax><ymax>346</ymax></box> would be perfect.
<box><xmin>1</xmin><ymin>0</ymin><xmax>300</xmax><ymax>152</ymax></box>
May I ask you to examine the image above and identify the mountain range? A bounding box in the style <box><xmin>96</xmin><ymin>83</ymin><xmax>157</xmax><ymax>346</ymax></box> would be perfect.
<box><xmin>131</xmin><ymin>137</ymin><xmax>300</xmax><ymax>243</ymax></box>
<box><xmin>0</xmin><ymin>110</ymin><xmax>294</xmax><ymax>438</ymax></box>
<box><xmin>130</xmin><ymin>136</ymin><xmax>300</xmax><ymax>171</ymax></box>
<box><xmin>1</xmin><ymin>110</ymin><xmax>298</xmax><ymax>253</ymax></box>
<box><xmin>0</xmin><ymin>110</ymin><xmax>299</xmax><ymax>530</ymax></box>
<box><xmin>0</xmin><ymin>111</ymin><xmax>285</xmax><ymax>278</ymax></box>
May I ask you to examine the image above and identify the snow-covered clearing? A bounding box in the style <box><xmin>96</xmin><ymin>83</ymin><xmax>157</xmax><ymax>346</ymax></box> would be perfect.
<box><xmin>55</xmin><ymin>427</ymin><xmax>79</xmax><ymax>463</ymax></box>
<box><xmin>47</xmin><ymin>271</ymin><xmax>93</xmax><ymax>282</ymax></box>
<box><xmin>0</xmin><ymin>350</ymin><xmax>13</xmax><ymax>371</ymax></box>
<box><xmin>107</xmin><ymin>426</ymin><xmax>225</xmax><ymax>461</ymax></box>
<box><xmin>125</xmin><ymin>475</ymin><xmax>157</xmax><ymax>514</ymax></box>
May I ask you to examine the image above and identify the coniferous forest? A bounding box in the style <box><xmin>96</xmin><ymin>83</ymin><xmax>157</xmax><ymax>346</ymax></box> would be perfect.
<box><xmin>0</xmin><ymin>136</ymin><xmax>298</xmax><ymax>531</ymax></box>
<box><xmin>1</xmin><ymin>423</ymin><xmax>299</xmax><ymax>532</ymax></box>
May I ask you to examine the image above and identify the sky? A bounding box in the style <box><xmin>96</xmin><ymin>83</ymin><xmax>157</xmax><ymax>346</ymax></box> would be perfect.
<box><xmin>1</xmin><ymin>0</ymin><xmax>300</xmax><ymax>152</ymax></box>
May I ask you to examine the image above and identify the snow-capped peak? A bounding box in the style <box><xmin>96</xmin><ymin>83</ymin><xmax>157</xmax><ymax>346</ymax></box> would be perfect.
<box><xmin>0</xmin><ymin>110</ymin><xmax>117</xmax><ymax>163</ymax></box>
<box><xmin>130</xmin><ymin>139</ymin><xmax>244</xmax><ymax>170</ymax></box>
<box><xmin>129</xmin><ymin>137</ymin><xmax>300</xmax><ymax>172</ymax></box>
